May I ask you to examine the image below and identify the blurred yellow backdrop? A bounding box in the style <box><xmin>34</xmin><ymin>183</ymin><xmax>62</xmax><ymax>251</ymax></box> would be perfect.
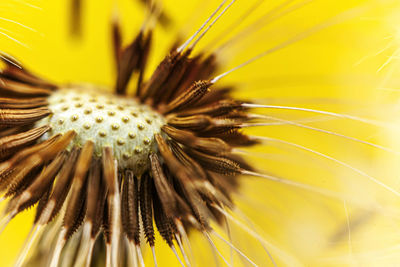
<box><xmin>1</xmin><ymin>0</ymin><xmax>400</xmax><ymax>266</ymax></box>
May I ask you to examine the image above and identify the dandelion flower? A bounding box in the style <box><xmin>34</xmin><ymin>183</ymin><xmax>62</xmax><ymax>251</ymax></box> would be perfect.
<box><xmin>0</xmin><ymin>0</ymin><xmax>398</xmax><ymax>266</ymax></box>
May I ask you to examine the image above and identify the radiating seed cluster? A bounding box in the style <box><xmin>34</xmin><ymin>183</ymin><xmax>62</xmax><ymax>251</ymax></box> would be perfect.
<box><xmin>37</xmin><ymin>86</ymin><xmax>165</xmax><ymax>174</ymax></box>
<box><xmin>0</xmin><ymin>1</ymin><xmax>258</xmax><ymax>265</ymax></box>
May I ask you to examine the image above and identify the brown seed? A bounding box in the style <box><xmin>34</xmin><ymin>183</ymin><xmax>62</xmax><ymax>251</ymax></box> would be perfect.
<box><xmin>186</xmin><ymin>148</ymin><xmax>241</xmax><ymax>176</ymax></box>
<box><xmin>121</xmin><ymin>170</ymin><xmax>140</xmax><ymax>244</ymax></box>
<box><xmin>85</xmin><ymin>159</ymin><xmax>102</xmax><ymax>223</ymax></box>
<box><xmin>0</xmin><ymin>125</ymin><xmax>50</xmax><ymax>160</ymax></box>
<box><xmin>0</xmin><ymin>107</ymin><xmax>51</xmax><ymax>126</ymax></box>
<box><xmin>0</xmin><ymin>97</ymin><xmax>48</xmax><ymax>109</ymax></box>
<box><xmin>162</xmin><ymin>125</ymin><xmax>231</xmax><ymax>155</ymax></box>
<box><xmin>149</xmin><ymin>153</ymin><xmax>177</xmax><ymax>217</ymax></box>
<box><xmin>63</xmin><ymin>141</ymin><xmax>94</xmax><ymax>236</ymax></box>
<box><xmin>167</xmin><ymin>114</ymin><xmax>212</xmax><ymax>131</ymax></box>
<box><xmin>163</xmin><ymin>80</ymin><xmax>212</xmax><ymax>114</ymax></box>
<box><xmin>0</xmin><ymin>78</ymin><xmax>51</xmax><ymax>96</ymax></box>
<box><xmin>13</xmin><ymin>151</ymin><xmax>67</xmax><ymax>213</ymax></box>
<box><xmin>140</xmin><ymin>173</ymin><xmax>155</xmax><ymax>246</ymax></box>
<box><xmin>2</xmin><ymin>131</ymin><xmax>76</xmax><ymax>196</ymax></box>
<box><xmin>139</xmin><ymin>50</ymin><xmax>185</xmax><ymax>101</ymax></box>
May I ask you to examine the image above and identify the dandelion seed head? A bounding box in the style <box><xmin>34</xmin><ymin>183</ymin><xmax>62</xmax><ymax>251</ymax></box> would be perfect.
<box><xmin>37</xmin><ymin>86</ymin><xmax>165</xmax><ymax>173</ymax></box>
<box><xmin>0</xmin><ymin>0</ymin><xmax>397</xmax><ymax>266</ymax></box>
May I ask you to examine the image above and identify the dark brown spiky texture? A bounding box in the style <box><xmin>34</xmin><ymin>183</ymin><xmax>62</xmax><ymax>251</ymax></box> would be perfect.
<box><xmin>63</xmin><ymin>141</ymin><xmax>93</xmax><ymax>239</ymax></box>
<box><xmin>0</xmin><ymin>6</ymin><xmax>261</xmax><ymax>266</ymax></box>
<box><xmin>121</xmin><ymin>170</ymin><xmax>140</xmax><ymax>244</ymax></box>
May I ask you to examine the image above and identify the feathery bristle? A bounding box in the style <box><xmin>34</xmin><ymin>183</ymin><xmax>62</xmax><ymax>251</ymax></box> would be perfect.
<box><xmin>0</xmin><ymin>1</ymin><xmax>372</xmax><ymax>266</ymax></box>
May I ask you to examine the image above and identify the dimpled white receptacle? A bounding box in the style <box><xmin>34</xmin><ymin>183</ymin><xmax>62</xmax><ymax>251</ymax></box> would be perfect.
<box><xmin>36</xmin><ymin>85</ymin><xmax>166</xmax><ymax>175</ymax></box>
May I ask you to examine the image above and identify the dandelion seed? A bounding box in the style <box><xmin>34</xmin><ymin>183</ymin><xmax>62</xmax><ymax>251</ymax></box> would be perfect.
<box><xmin>0</xmin><ymin>1</ymin><xmax>263</xmax><ymax>263</ymax></box>
<box><xmin>0</xmin><ymin>0</ymin><xmax>393</xmax><ymax>266</ymax></box>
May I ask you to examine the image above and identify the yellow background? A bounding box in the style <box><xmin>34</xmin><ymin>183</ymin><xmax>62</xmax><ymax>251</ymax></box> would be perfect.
<box><xmin>1</xmin><ymin>0</ymin><xmax>400</xmax><ymax>266</ymax></box>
